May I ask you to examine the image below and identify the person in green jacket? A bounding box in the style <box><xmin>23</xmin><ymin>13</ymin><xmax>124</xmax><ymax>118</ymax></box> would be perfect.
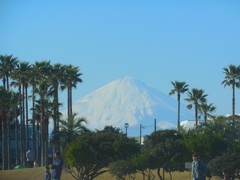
<box><xmin>192</xmin><ymin>153</ymin><xmax>207</xmax><ymax>180</ymax></box>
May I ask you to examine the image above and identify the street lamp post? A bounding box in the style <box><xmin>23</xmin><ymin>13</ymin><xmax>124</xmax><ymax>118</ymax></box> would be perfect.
<box><xmin>124</xmin><ymin>123</ymin><xmax>129</xmax><ymax>137</ymax></box>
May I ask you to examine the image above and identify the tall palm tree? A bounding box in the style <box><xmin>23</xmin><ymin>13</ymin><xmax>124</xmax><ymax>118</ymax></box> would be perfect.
<box><xmin>35</xmin><ymin>80</ymin><xmax>52</xmax><ymax>166</ymax></box>
<box><xmin>28</xmin><ymin>64</ymin><xmax>40</xmax><ymax>163</ymax></box>
<box><xmin>0</xmin><ymin>54</ymin><xmax>18</xmax><ymax>89</ymax></box>
<box><xmin>48</xmin><ymin>63</ymin><xmax>64</xmax><ymax>152</ymax></box>
<box><xmin>185</xmin><ymin>88</ymin><xmax>208</xmax><ymax>127</ymax></box>
<box><xmin>199</xmin><ymin>102</ymin><xmax>216</xmax><ymax>122</ymax></box>
<box><xmin>12</xmin><ymin>61</ymin><xmax>32</xmax><ymax>165</ymax></box>
<box><xmin>61</xmin><ymin>65</ymin><xmax>82</xmax><ymax>118</ymax></box>
<box><xmin>222</xmin><ymin>64</ymin><xmax>240</xmax><ymax>116</ymax></box>
<box><xmin>0</xmin><ymin>55</ymin><xmax>19</xmax><ymax>169</ymax></box>
<box><xmin>0</xmin><ymin>87</ymin><xmax>18</xmax><ymax>170</ymax></box>
<box><xmin>51</xmin><ymin>113</ymin><xmax>88</xmax><ymax>148</ymax></box>
<box><xmin>169</xmin><ymin>81</ymin><xmax>189</xmax><ymax>131</ymax></box>
<box><xmin>33</xmin><ymin>61</ymin><xmax>52</xmax><ymax>166</ymax></box>
<box><xmin>17</xmin><ymin>62</ymin><xmax>31</xmax><ymax>147</ymax></box>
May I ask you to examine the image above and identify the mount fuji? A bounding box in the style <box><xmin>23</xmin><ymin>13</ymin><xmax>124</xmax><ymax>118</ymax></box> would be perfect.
<box><xmin>60</xmin><ymin>77</ymin><xmax>194</xmax><ymax>136</ymax></box>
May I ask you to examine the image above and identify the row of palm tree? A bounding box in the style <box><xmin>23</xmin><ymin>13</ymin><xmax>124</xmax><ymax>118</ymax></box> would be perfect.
<box><xmin>169</xmin><ymin>64</ymin><xmax>240</xmax><ymax>131</ymax></box>
<box><xmin>0</xmin><ymin>54</ymin><xmax>83</xmax><ymax>170</ymax></box>
<box><xmin>169</xmin><ymin>81</ymin><xmax>215</xmax><ymax>131</ymax></box>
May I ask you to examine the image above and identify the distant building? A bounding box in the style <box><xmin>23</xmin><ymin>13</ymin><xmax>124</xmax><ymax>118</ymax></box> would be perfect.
<box><xmin>180</xmin><ymin>120</ymin><xmax>208</xmax><ymax>130</ymax></box>
<box><xmin>180</xmin><ymin>120</ymin><xmax>196</xmax><ymax>130</ymax></box>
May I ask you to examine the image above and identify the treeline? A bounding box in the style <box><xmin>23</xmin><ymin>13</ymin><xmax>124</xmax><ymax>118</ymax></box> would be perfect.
<box><xmin>62</xmin><ymin>119</ymin><xmax>240</xmax><ymax>180</ymax></box>
<box><xmin>0</xmin><ymin>54</ymin><xmax>82</xmax><ymax>170</ymax></box>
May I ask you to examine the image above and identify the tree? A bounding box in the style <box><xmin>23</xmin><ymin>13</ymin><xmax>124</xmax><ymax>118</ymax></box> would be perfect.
<box><xmin>182</xmin><ymin>116</ymin><xmax>240</xmax><ymax>160</ymax></box>
<box><xmin>51</xmin><ymin>113</ymin><xmax>88</xmax><ymax>148</ymax></box>
<box><xmin>199</xmin><ymin>102</ymin><xmax>216</xmax><ymax>122</ymax></box>
<box><xmin>183</xmin><ymin>127</ymin><xmax>227</xmax><ymax>160</ymax></box>
<box><xmin>0</xmin><ymin>87</ymin><xmax>19</xmax><ymax>170</ymax></box>
<box><xmin>222</xmin><ymin>64</ymin><xmax>240</xmax><ymax>116</ymax></box>
<box><xmin>185</xmin><ymin>88</ymin><xmax>208</xmax><ymax>127</ymax></box>
<box><xmin>0</xmin><ymin>54</ymin><xmax>19</xmax><ymax>169</ymax></box>
<box><xmin>13</xmin><ymin>62</ymin><xmax>32</xmax><ymax>148</ymax></box>
<box><xmin>208</xmin><ymin>148</ymin><xmax>240</xmax><ymax>178</ymax></box>
<box><xmin>61</xmin><ymin>65</ymin><xmax>82</xmax><ymax>118</ymax></box>
<box><xmin>131</xmin><ymin>149</ymin><xmax>156</xmax><ymax>180</ymax></box>
<box><xmin>33</xmin><ymin>60</ymin><xmax>52</xmax><ymax>166</ymax></box>
<box><xmin>143</xmin><ymin>130</ymin><xmax>189</xmax><ymax>180</ymax></box>
<box><xmin>169</xmin><ymin>81</ymin><xmax>189</xmax><ymax>131</ymax></box>
<box><xmin>28</xmin><ymin>65</ymin><xmax>39</xmax><ymax>163</ymax></box>
<box><xmin>0</xmin><ymin>54</ymin><xmax>18</xmax><ymax>89</ymax></box>
<box><xmin>109</xmin><ymin>160</ymin><xmax>136</xmax><ymax>180</ymax></box>
<box><xmin>64</xmin><ymin>130</ymin><xmax>140</xmax><ymax>180</ymax></box>
<box><xmin>35</xmin><ymin>80</ymin><xmax>52</xmax><ymax>166</ymax></box>
<box><xmin>48</xmin><ymin>63</ymin><xmax>65</xmax><ymax>152</ymax></box>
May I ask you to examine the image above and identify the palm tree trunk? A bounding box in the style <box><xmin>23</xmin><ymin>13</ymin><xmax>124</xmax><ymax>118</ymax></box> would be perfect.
<box><xmin>22</xmin><ymin>82</ymin><xmax>26</xmax><ymax>166</ymax></box>
<box><xmin>195</xmin><ymin>106</ymin><xmax>198</xmax><ymax>127</ymax></box>
<box><xmin>19</xmin><ymin>86</ymin><xmax>23</xmax><ymax>165</ymax></box>
<box><xmin>32</xmin><ymin>89</ymin><xmax>36</xmax><ymax>163</ymax></box>
<box><xmin>25</xmin><ymin>85</ymin><xmax>29</xmax><ymax>149</ymax></box>
<box><xmin>53</xmin><ymin>84</ymin><xmax>59</xmax><ymax>152</ymax></box>
<box><xmin>67</xmin><ymin>86</ymin><xmax>73</xmax><ymax>118</ymax></box>
<box><xmin>204</xmin><ymin>114</ymin><xmax>207</xmax><ymax>122</ymax></box>
<box><xmin>7</xmin><ymin>116</ymin><xmax>10</xmax><ymax>169</ymax></box>
<box><xmin>2</xmin><ymin>77</ymin><xmax>6</xmax><ymax>89</ymax></box>
<box><xmin>1</xmin><ymin>110</ymin><xmax>8</xmax><ymax>170</ymax></box>
<box><xmin>232</xmin><ymin>84</ymin><xmax>235</xmax><ymax>116</ymax></box>
<box><xmin>45</xmin><ymin>117</ymin><xmax>49</xmax><ymax>166</ymax></box>
<box><xmin>37</xmin><ymin>121</ymin><xmax>40</xmax><ymax>166</ymax></box>
<box><xmin>40</xmin><ymin>99</ymin><xmax>45</xmax><ymax>166</ymax></box>
<box><xmin>6</xmin><ymin>76</ymin><xmax>9</xmax><ymax>90</ymax></box>
<box><xmin>177</xmin><ymin>93</ymin><xmax>180</xmax><ymax>132</ymax></box>
<box><xmin>15</xmin><ymin>107</ymin><xmax>19</xmax><ymax>166</ymax></box>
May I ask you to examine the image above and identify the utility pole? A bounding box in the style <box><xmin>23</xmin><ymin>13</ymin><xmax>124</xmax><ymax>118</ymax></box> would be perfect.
<box><xmin>124</xmin><ymin>123</ymin><xmax>129</xmax><ymax>137</ymax></box>
<box><xmin>140</xmin><ymin>124</ymin><xmax>142</xmax><ymax>145</ymax></box>
<box><xmin>154</xmin><ymin>118</ymin><xmax>156</xmax><ymax>132</ymax></box>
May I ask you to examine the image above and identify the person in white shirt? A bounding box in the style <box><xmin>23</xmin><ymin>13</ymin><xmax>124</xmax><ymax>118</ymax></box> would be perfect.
<box><xmin>26</xmin><ymin>148</ymin><xmax>34</xmax><ymax>168</ymax></box>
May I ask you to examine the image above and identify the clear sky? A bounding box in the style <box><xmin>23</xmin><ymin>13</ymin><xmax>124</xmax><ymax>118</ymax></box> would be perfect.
<box><xmin>1</xmin><ymin>0</ymin><xmax>240</xmax><ymax>116</ymax></box>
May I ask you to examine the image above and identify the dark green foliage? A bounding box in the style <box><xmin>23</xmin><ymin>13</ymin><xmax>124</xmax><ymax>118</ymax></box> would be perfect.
<box><xmin>109</xmin><ymin>160</ymin><xmax>136</xmax><ymax>180</ymax></box>
<box><xmin>208</xmin><ymin>148</ymin><xmax>240</xmax><ymax>178</ymax></box>
<box><xmin>64</xmin><ymin>128</ymin><xmax>140</xmax><ymax>180</ymax></box>
<box><xmin>143</xmin><ymin>130</ymin><xmax>189</xmax><ymax>174</ymax></box>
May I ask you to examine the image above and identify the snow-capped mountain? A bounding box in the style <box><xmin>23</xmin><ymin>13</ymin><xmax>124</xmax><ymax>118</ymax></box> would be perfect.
<box><xmin>60</xmin><ymin>77</ymin><xmax>194</xmax><ymax>136</ymax></box>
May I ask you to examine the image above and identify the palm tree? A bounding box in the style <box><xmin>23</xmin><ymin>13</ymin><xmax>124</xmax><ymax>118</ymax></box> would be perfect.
<box><xmin>51</xmin><ymin>113</ymin><xmax>88</xmax><ymax>148</ymax></box>
<box><xmin>0</xmin><ymin>55</ymin><xmax>19</xmax><ymax>170</ymax></box>
<box><xmin>33</xmin><ymin>61</ymin><xmax>52</xmax><ymax>166</ymax></box>
<box><xmin>169</xmin><ymin>81</ymin><xmax>189</xmax><ymax>131</ymax></box>
<box><xmin>48</xmin><ymin>63</ymin><xmax>64</xmax><ymax>152</ymax></box>
<box><xmin>61</xmin><ymin>65</ymin><xmax>82</xmax><ymax>118</ymax></box>
<box><xmin>0</xmin><ymin>54</ymin><xmax>18</xmax><ymax>89</ymax></box>
<box><xmin>12</xmin><ymin>61</ymin><xmax>32</xmax><ymax>165</ymax></box>
<box><xmin>199</xmin><ymin>103</ymin><xmax>216</xmax><ymax>122</ymax></box>
<box><xmin>222</xmin><ymin>64</ymin><xmax>240</xmax><ymax>116</ymax></box>
<box><xmin>185</xmin><ymin>88</ymin><xmax>208</xmax><ymax>127</ymax></box>
<box><xmin>0</xmin><ymin>87</ymin><xmax>18</xmax><ymax>170</ymax></box>
<box><xmin>16</xmin><ymin>62</ymin><xmax>32</xmax><ymax>147</ymax></box>
<box><xmin>28</xmin><ymin>64</ymin><xmax>40</xmax><ymax>163</ymax></box>
<box><xmin>10</xmin><ymin>82</ymin><xmax>24</xmax><ymax>165</ymax></box>
<box><xmin>35</xmin><ymin>80</ymin><xmax>52</xmax><ymax>166</ymax></box>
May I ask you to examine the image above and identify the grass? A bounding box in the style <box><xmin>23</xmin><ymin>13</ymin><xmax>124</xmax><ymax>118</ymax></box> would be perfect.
<box><xmin>0</xmin><ymin>167</ymin><xmax>222</xmax><ymax>180</ymax></box>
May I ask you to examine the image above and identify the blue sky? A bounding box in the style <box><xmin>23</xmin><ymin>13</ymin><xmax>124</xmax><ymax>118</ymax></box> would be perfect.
<box><xmin>1</xmin><ymin>0</ymin><xmax>240</xmax><ymax>117</ymax></box>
